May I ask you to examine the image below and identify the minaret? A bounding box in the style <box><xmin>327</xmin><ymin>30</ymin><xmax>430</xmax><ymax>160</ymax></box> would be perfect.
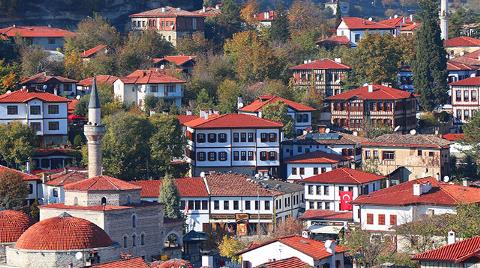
<box><xmin>84</xmin><ymin>78</ymin><xmax>106</xmax><ymax>178</ymax></box>
<box><xmin>440</xmin><ymin>0</ymin><xmax>448</xmax><ymax>40</ymax></box>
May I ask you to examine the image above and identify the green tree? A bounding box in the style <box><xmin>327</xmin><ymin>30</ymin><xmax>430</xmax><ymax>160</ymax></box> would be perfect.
<box><xmin>149</xmin><ymin>114</ymin><xmax>184</xmax><ymax>176</ymax></box>
<box><xmin>205</xmin><ymin>0</ymin><xmax>242</xmax><ymax>46</ymax></box>
<box><xmin>0</xmin><ymin>122</ymin><xmax>37</xmax><ymax>168</ymax></box>
<box><xmin>117</xmin><ymin>30</ymin><xmax>175</xmax><ymax>75</ymax></box>
<box><xmin>63</xmin><ymin>50</ymin><xmax>84</xmax><ymax>80</ymax></box>
<box><xmin>218</xmin><ymin>235</ymin><xmax>246</xmax><ymax>263</ymax></box>
<box><xmin>335</xmin><ymin>1</ymin><xmax>342</xmax><ymax>24</ymax></box>
<box><xmin>64</xmin><ymin>14</ymin><xmax>121</xmax><ymax>52</ymax></box>
<box><xmin>176</xmin><ymin>32</ymin><xmax>211</xmax><ymax>56</ymax></box>
<box><xmin>195</xmin><ymin>88</ymin><xmax>215</xmax><ymax>112</ymax></box>
<box><xmin>102</xmin><ymin>112</ymin><xmax>152</xmax><ymax>180</ymax></box>
<box><xmin>0</xmin><ymin>60</ymin><xmax>20</xmax><ymax>94</ymax></box>
<box><xmin>262</xmin><ymin>102</ymin><xmax>294</xmax><ymax>138</ymax></box>
<box><xmin>342</xmin><ymin>227</ymin><xmax>394</xmax><ymax>267</ymax></box>
<box><xmin>0</xmin><ymin>170</ymin><xmax>29</xmax><ymax>210</ymax></box>
<box><xmin>412</xmin><ymin>0</ymin><xmax>448</xmax><ymax>111</ymax></box>
<box><xmin>74</xmin><ymin>83</ymin><xmax>120</xmax><ymax>117</ymax></box>
<box><xmin>463</xmin><ymin>111</ymin><xmax>480</xmax><ymax>158</ymax></box>
<box><xmin>20</xmin><ymin>47</ymin><xmax>62</xmax><ymax>77</ymax></box>
<box><xmin>349</xmin><ymin>33</ymin><xmax>401</xmax><ymax>85</ymax></box>
<box><xmin>269</xmin><ymin>4</ymin><xmax>290</xmax><ymax>43</ymax></box>
<box><xmin>0</xmin><ymin>39</ymin><xmax>19</xmax><ymax>62</ymax></box>
<box><xmin>159</xmin><ymin>174</ymin><xmax>182</xmax><ymax>219</ymax></box>
<box><xmin>450</xmin><ymin>204</ymin><xmax>480</xmax><ymax>238</ymax></box>
<box><xmin>217</xmin><ymin>79</ymin><xmax>243</xmax><ymax>113</ymax></box>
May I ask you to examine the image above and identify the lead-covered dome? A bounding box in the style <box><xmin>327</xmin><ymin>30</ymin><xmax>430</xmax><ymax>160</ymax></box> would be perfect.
<box><xmin>0</xmin><ymin>210</ymin><xmax>31</xmax><ymax>243</ymax></box>
<box><xmin>15</xmin><ymin>213</ymin><xmax>113</xmax><ymax>250</ymax></box>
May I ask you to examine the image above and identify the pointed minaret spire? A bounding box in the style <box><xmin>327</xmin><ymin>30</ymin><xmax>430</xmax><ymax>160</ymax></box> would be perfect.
<box><xmin>440</xmin><ymin>0</ymin><xmax>448</xmax><ymax>40</ymax></box>
<box><xmin>84</xmin><ymin>76</ymin><xmax>106</xmax><ymax>178</ymax></box>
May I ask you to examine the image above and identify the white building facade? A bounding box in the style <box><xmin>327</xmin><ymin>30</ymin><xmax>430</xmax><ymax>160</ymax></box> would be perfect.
<box><xmin>336</xmin><ymin>17</ymin><xmax>395</xmax><ymax>47</ymax></box>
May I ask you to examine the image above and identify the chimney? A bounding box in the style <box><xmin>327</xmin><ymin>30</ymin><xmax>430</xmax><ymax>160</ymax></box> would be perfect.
<box><xmin>394</xmin><ymin>14</ymin><xmax>398</xmax><ymax>19</ymax></box>
<box><xmin>199</xmin><ymin>110</ymin><xmax>208</xmax><ymax>119</ymax></box>
<box><xmin>410</xmin><ymin>14</ymin><xmax>414</xmax><ymax>22</ymax></box>
<box><xmin>202</xmin><ymin>6</ymin><xmax>206</xmax><ymax>12</ymax></box>
<box><xmin>402</xmin><ymin>16</ymin><xmax>406</xmax><ymax>24</ymax></box>
<box><xmin>161</xmin><ymin>7</ymin><xmax>166</xmax><ymax>12</ymax></box>
<box><xmin>413</xmin><ymin>183</ymin><xmax>421</xmax><ymax>196</ymax></box>
<box><xmin>54</xmin><ymin>88</ymin><xmax>58</xmax><ymax>95</ymax></box>
<box><xmin>463</xmin><ymin>179</ymin><xmax>469</xmax><ymax>187</ymax></box>
<box><xmin>215</xmin><ymin>4</ymin><xmax>220</xmax><ymax>9</ymax></box>
<box><xmin>237</xmin><ymin>96</ymin><xmax>244</xmax><ymax>109</ymax></box>
<box><xmin>367</xmin><ymin>84</ymin><xmax>374</xmax><ymax>92</ymax></box>
<box><xmin>368</xmin><ymin>17</ymin><xmax>373</xmax><ymax>21</ymax></box>
<box><xmin>202</xmin><ymin>255</ymin><xmax>214</xmax><ymax>267</ymax></box>
<box><xmin>334</xmin><ymin>58</ymin><xmax>342</xmax><ymax>63</ymax></box>
<box><xmin>448</xmin><ymin>231</ymin><xmax>456</xmax><ymax>245</ymax></box>
<box><xmin>186</xmin><ymin>110</ymin><xmax>192</xmax><ymax>115</ymax></box>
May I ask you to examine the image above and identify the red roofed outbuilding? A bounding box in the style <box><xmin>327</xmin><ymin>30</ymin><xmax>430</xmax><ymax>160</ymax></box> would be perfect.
<box><xmin>326</xmin><ymin>84</ymin><xmax>417</xmax><ymax>133</ymax></box>
<box><xmin>445</xmin><ymin>36</ymin><xmax>480</xmax><ymax>57</ymax></box>
<box><xmin>152</xmin><ymin>55</ymin><xmax>196</xmax><ymax>75</ymax></box>
<box><xmin>289</xmin><ymin>59</ymin><xmax>351</xmax><ymax>97</ymax></box>
<box><xmin>412</xmin><ymin>236</ymin><xmax>480</xmax><ymax>267</ymax></box>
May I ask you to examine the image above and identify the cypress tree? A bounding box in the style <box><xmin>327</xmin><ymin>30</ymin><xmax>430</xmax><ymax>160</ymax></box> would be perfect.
<box><xmin>412</xmin><ymin>0</ymin><xmax>448</xmax><ymax>111</ymax></box>
<box><xmin>159</xmin><ymin>174</ymin><xmax>182</xmax><ymax>220</ymax></box>
<box><xmin>335</xmin><ymin>1</ymin><xmax>342</xmax><ymax>25</ymax></box>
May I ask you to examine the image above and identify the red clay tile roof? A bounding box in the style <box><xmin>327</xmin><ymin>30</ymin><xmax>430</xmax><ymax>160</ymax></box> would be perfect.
<box><xmin>78</xmin><ymin>75</ymin><xmax>119</xmax><ymax>87</ymax></box>
<box><xmin>326</xmin><ymin>84</ymin><xmax>414</xmax><ymax>101</ymax></box>
<box><xmin>130</xmin><ymin>6</ymin><xmax>205</xmax><ymax>18</ymax></box>
<box><xmin>255</xmin><ymin>11</ymin><xmax>277</xmax><ymax>21</ymax></box>
<box><xmin>15</xmin><ymin>213</ymin><xmax>113</xmax><ymax>250</ymax></box>
<box><xmin>152</xmin><ymin>259</ymin><xmax>194</xmax><ymax>268</ymax></box>
<box><xmin>341</xmin><ymin>17</ymin><xmax>394</xmax><ymax>30</ymax></box>
<box><xmin>40</xmin><ymin>203</ymin><xmax>135</xmax><ymax>211</ymax></box>
<box><xmin>0</xmin><ymin>25</ymin><xmax>75</xmax><ymax>38</ymax></box>
<box><xmin>46</xmin><ymin>170</ymin><xmax>88</xmax><ymax>187</ymax></box>
<box><xmin>450</xmin><ymin>49</ymin><xmax>480</xmax><ymax>66</ymax></box>
<box><xmin>241</xmin><ymin>95</ymin><xmax>316</xmax><ymax>113</ymax></box>
<box><xmin>283</xmin><ymin>132</ymin><xmax>368</xmax><ymax>146</ymax></box>
<box><xmin>239</xmin><ymin>235</ymin><xmax>346</xmax><ymax>260</ymax></box>
<box><xmin>0</xmin><ymin>89</ymin><xmax>70</xmax><ymax>103</ymax></box>
<box><xmin>176</xmin><ymin>114</ymin><xmax>199</xmax><ymax>125</ymax></box>
<box><xmin>131</xmin><ymin>178</ymin><xmax>209</xmax><ymax>198</ymax></box>
<box><xmin>445</xmin><ymin>36</ymin><xmax>480</xmax><ymax>47</ymax></box>
<box><xmin>0</xmin><ymin>165</ymin><xmax>40</xmax><ymax>181</ymax></box>
<box><xmin>205</xmin><ymin>173</ymin><xmax>282</xmax><ymax>197</ymax></box>
<box><xmin>353</xmin><ymin>177</ymin><xmax>480</xmax><ymax>206</ymax></box>
<box><xmin>316</xmin><ymin>35</ymin><xmax>352</xmax><ymax>46</ymax></box>
<box><xmin>64</xmin><ymin>175</ymin><xmax>141</xmax><ymax>191</ymax></box>
<box><xmin>20</xmin><ymin>72</ymin><xmax>77</xmax><ymax>84</ymax></box>
<box><xmin>68</xmin><ymin>99</ymin><xmax>79</xmax><ymax>113</ymax></box>
<box><xmin>442</xmin><ymin>133</ymin><xmax>464</xmax><ymax>142</ymax></box>
<box><xmin>81</xmin><ymin>44</ymin><xmax>107</xmax><ymax>58</ymax></box>
<box><xmin>401</xmin><ymin>23</ymin><xmax>420</xmax><ymax>31</ymax></box>
<box><xmin>0</xmin><ymin>210</ymin><xmax>32</xmax><ymax>243</ymax></box>
<box><xmin>449</xmin><ymin>76</ymin><xmax>480</xmax><ymax>86</ymax></box>
<box><xmin>193</xmin><ymin>6</ymin><xmax>222</xmax><ymax>17</ymax></box>
<box><xmin>118</xmin><ymin>69</ymin><xmax>185</xmax><ymax>84</ymax></box>
<box><xmin>300</xmin><ymin>210</ymin><xmax>353</xmax><ymax>221</ymax></box>
<box><xmin>290</xmin><ymin>59</ymin><xmax>351</xmax><ymax>70</ymax></box>
<box><xmin>185</xmin><ymin>113</ymin><xmax>283</xmax><ymax>129</ymax></box>
<box><xmin>412</xmin><ymin>236</ymin><xmax>480</xmax><ymax>263</ymax></box>
<box><xmin>285</xmin><ymin>151</ymin><xmax>350</xmax><ymax>164</ymax></box>
<box><xmin>378</xmin><ymin>16</ymin><xmax>414</xmax><ymax>28</ymax></box>
<box><xmin>302</xmin><ymin>167</ymin><xmax>385</xmax><ymax>185</ymax></box>
<box><xmin>92</xmin><ymin>257</ymin><xmax>150</xmax><ymax>268</ymax></box>
<box><xmin>363</xmin><ymin>134</ymin><xmax>451</xmax><ymax>149</ymax></box>
<box><xmin>153</xmin><ymin>55</ymin><xmax>196</xmax><ymax>66</ymax></box>
<box><xmin>264</xmin><ymin>257</ymin><xmax>312</xmax><ymax>268</ymax></box>
<box><xmin>447</xmin><ymin>61</ymin><xmax>476</xmax><ymax>71</ymax></box>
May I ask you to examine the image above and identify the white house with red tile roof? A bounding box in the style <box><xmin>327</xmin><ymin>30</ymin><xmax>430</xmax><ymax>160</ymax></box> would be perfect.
<box><xmin>0</xmin><ymin>88</ymin><xmax>69</xmax><ymax>146</ymax></box>
<box><xmin>447</xmin><ymin>61</ymin><xmax>477</xmax><ymax>84</ymax></box>
<box><xmin>412</xmin><ymin>236</ymin><xmax>480</xmax><ymax>268</ymax></box>
<box><xmin>450</xmin><ymin>76</ymin><xmax>480</xmax><ymax>124</ymax></box>
<box><xmin>184</xmin><ymin>113</ymin><xmax>283</xmax><ymax>177</ymax></box>
<box><xmin>239</xmin><ymin>95</ymin><xmax>316</xmax><ymax>135</ymax></box>
<box><xmin>285</xmin><ymin>151</ymin><xmax>351</xmax><ymax>181</ymax></box>
<box><xmin>302</xmin><ymin>167</ymin><xmax>386</xmax><ymax>216</ymax></box>
<box><xmin>445</xmin><ymin>36</ymin><xmax>480</xmax><ymax>57</ymax></box>
<box><xmin>378</xmin><ymin>16</ymin><xmax>417</xmax><ymax>36</ymax></box>
<box><xmin>114</xmin><ymin>69</ymin><xmax>185</xmax><ymax>108</ymax></box>
<box><xmin>352</xmin><ymin>177</ymin><xmax>480</xmax><ymax>232</ymax></box>
<box><xmin>152</xmin><ymin>55</ymin><xmax>196</xmax><ymax>75</ymax></box>
<box><xmin>254</xmin><ymin>11</ymin><xmax>276</xmax><ymax>27</ymax></box>
<box><xmin>78</xmin><ymin>75</ymin><xmax>118</xmax><ymax>93</ymax></box>
<box><xmin>43</xmin><ymin>169</ymin><xmax>87</xmax><ymax>204</ymax></box>
<box><xmin>193</xmin><ymin>5</ymin><xmax>222</xmax><ymax>18</ymax></box>
<box><xmin>130</xmin><ymin>6</ymin><xmax>205</xmax><ymax>46</ymax></box>
<box><xmin>238</xmin><ymin>235</ymin><xmax>346</xmax><ymax>268</ymax></box>
<box><xmin>0</xmin><ymin>25</ymin><xmax>75</xmax><ymax>50</ymax></box>
<box><xmin>0</xmin><ymin>165</ymin><xmax>41</xmax><ymax>205</ymax></box>
<box><xmin>289</xmin><ymin>59</ymin><xmax>351</xmax><ymax>97</ymax></box>
<box><xmin>131</xmin><ymin>178</ymin><xmax>210</xmax><ymax>232</ymax></box>
<box><xmin>204</xmin><ymin>173</ymin><xmax>304</xmax><ymax>236</ymax></box>
<box><xmin>450</xmin><ymin>49</ymin><xmax>480</xmax><ymax>68</ymax></box>
<box><xmin>20</xmin><ymin>72</ymin><xmax>78</xmax><ymax>98</ymax></box>
<box><xmin>326</xmin><ymin>84</ymin><xmax>417</xmax><ymax>133</ymax></box>
<box><xmin>80</xmin><ymin>44</ymin><xmax>108</xmax><ymax>61</ymax></box>
<box><xmin>336</xmin><ymin>17</ymin><xmax>396</xmax><ymax>47</ymax></box>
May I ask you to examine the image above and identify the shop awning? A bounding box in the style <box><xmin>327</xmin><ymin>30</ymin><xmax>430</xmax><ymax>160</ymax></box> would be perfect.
<box><xmin>308</xmin><ymin>225</ymin><xmax>343</xmax><ymax>234</ymax></box>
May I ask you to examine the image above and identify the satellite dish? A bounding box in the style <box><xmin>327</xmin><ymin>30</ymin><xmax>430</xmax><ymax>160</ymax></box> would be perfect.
<box><xmin>409</xmin><ymin>129</ymin><xmax>416</xmax><ymax>135</ymax></box>
<box><xmin>394</xmin><ymin>125</ymin><xmax>400</xmax><ymax>132</ymax></box>
<box><xmin>75</xmin><ymin>252</ymin><xmax>83</xmax><ymax>260</ymax></box>
<box><xmin>42</xmin><ymin>85</ymin><xmax>48</xmax><ymax>90</ymax></box>
<box><xmin>443</xmin><ymin>176</ymin><xmax>449</xmax><ymax>183</ymax></box>
<box><xmin>325</xmin><ymin>128</ymin><xmax>331</xmax><ymax>133</ymax></box>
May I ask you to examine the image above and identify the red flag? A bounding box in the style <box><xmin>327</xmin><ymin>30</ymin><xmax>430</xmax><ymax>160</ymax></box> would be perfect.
<box><xmin>340</xmin><ymin>191</ymin><xmax>353</xmax><ymax>211</ymax></box>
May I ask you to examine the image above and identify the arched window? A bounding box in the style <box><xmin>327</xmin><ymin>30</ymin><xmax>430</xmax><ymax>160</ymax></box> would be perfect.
<box><xmin>132</xmin><ymin>234</ymin><xmax>136</xmax><ymax>247</ymax></box>
<box><xmin>73</xmin><ymin>197</ymin><xmax>78</xmax><ymax>206</ymax></box>
<box><xmin>132</xmin><ymin>215</ymin><xmax>136</xmax><ymax>228</ymax></box>
<box><xmin>101</xmin><ymin>197</ymin><xmax>107</xmax><ymax>205</ymax></box>
<box><xmin>123</xmin><ymin>236</ymin><xmax>128</xmax><ymax>248</ymax></box>
<box><xmin>140</xmin><ymin>234</ymin><xmax>145</xmax><ymax>246</ymax></box>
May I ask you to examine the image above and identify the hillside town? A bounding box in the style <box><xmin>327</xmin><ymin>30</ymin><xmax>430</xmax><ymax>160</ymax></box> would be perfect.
<box><xmin>0</xmin><ymin>0</ymin><xmax>479</xmax><ymax>267</ymax></box>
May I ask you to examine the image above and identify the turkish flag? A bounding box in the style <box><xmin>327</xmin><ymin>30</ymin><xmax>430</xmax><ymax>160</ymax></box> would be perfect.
<box><xmin>340</xmin><ymin>191</ymin><xmax>353</xmax><ymax>211</ymax></box>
